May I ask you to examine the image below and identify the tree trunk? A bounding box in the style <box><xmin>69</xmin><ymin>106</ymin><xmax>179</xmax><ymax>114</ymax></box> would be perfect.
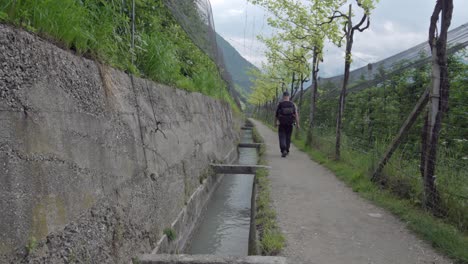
<box><xmin>275</xmin><ymin>86</ymin><xmax>279</xmax><ymax>104</ymax></box>
<box><xmin>421</xmin><ymin>0</ymin><xmax>453</xmax><ymax>214</ymax></box>
<box><xmin>295</xmin><ymin>75</ymin><xmax>305</xmax><ymax>139</ymax></box>
<box><xmin>335</xmin><ymin>4</ymin><xmax>353</xmax><ymax>160</ymax></box>
<box><xmin>290</xmin><ymin>72</ymin><xmax>296</xmax><ymax>99</ymax></box>
<box><xmin>299</xmin><ymin>74</ymin><xmax>304</xmax><ymax>109</ymax></box>
<box><xmin>306</xmin><ymin>48</ymin><xmax>319</xmax><ymax>147</ymax></box>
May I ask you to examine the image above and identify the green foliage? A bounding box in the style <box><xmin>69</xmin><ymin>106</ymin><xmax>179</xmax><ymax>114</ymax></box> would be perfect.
<box><xmin>261</xmin><ymin>229</ymin><xmax>285</xmax><ymax>256</ymax></box>
<box><xmin>131</xmin><ymin>257</ymin><xmax>141</xmax><ymax>264</ymax></box>
<box><xmin>0</xmin><ymin>10</ymin><xmax>7</xmax><ymax>21</ymax></box>
<box><xmin>25</xmin><ymin>236</ymin><xmax>37</xmax><ymax>255</ymax></box>
<box><xmin>216</xmin><ymin>33</ymin><xmax>258</xmax><ymax>95</ymax></box>
<box><xmin>256</xmin><ymin>167</ymin><xmax>285</xmax><ymax>255</ymax></box>
<box><xmin>1</xmin><ymin>0</ymin><xmax>237</xmax><ymax>109</ymax></box>
<box><xmin>247</xmin><ymin>0</ymin><xmax>381</xmax><ymax>107</ymax></box>
<box><xmin>247</xmin><ymin>66</ymin><xmax>282</xmax><ymax>105</ymax></box>
<box><xmin>163</xmin><ymin>228</ymin><xmax>176</xmax><ymax>242</ymax></box>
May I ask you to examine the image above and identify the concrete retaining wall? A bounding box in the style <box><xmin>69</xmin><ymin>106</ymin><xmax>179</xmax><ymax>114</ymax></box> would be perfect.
<box><xmin>0</xmin><ymin>24</ymin><xmax>241</xmax><ymax>263</ymax></box>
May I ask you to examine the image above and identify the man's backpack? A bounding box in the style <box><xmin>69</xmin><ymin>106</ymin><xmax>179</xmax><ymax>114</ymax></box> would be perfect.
<box><xmin>277</xmin><ymin>101</ymin><xmax>296</xmax><ymax>125</ymax></box>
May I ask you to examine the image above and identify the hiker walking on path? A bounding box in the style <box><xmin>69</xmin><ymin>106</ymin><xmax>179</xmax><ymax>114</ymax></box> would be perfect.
<box><xmin>250</xmin><ymin>119</ymin><xmax>452</xmax><ymax>264</ymax></box>
<box><xmin>275</xmin><ymin>91</ymin><xmax>299</xmax><ymax>157</ymax></box>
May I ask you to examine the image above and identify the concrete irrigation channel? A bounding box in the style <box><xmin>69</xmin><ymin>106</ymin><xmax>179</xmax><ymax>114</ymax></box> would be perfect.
<box><xmin>142</xmin><ymin>122</ymin><xmax>286</xmax><ymax>264</ymax></box>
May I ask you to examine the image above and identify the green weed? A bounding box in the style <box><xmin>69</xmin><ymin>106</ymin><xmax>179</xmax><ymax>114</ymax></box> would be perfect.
<box><xmin>163</xmin><ymin>228</ymin><xmax>176</xmax><ymax>242</ymax></box>
<box><xmin>131</xmin><ymin>257</ymin><xmax>141</xmax><ymax>264</ymax></box>
<box><xmin>253</xmin><ymin>127</ymin><xmax>285</xmax><ymax>256</ymax></box>
<box><xmin>25</xmin><ymin>236</ymin><xmax>37</xmax><ymax>255</ymax></box>
<box><xmin>261</xmin><ymin>229</ymin><xmax>285</xmax><ymax>256</ymax></box>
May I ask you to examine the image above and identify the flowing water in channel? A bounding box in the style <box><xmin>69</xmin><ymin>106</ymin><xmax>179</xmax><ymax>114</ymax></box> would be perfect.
<box><xmin>187</xmin><ymin>130</ymin><xmax>257</xmax><ymax>256</ymax></box>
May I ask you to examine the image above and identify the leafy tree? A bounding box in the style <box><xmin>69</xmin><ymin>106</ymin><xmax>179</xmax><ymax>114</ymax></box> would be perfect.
<box><xmin>327</xmin><ymin>0</ymin><xmax>379</xmax><ymax>160</ymax></box>
<box><xmin>248</xmin><ymin>0</ymin><xmax>344</xmax><ymax>145</ymax></box>
<box><xmin>259</xmin><ymin>35</ymin><xmax>311</xmax><ymax>102</ymax></box>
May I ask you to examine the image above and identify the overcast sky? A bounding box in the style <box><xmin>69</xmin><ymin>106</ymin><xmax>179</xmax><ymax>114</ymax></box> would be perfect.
<box><xmin>211</xmin><ymin>0</ymin><xmax>468</xmax><ymax>77</ymax></box>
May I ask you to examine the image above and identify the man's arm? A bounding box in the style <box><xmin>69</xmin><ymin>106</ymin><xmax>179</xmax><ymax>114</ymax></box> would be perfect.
<box><xmin>275</xmin><ymin>104</ymin><xmax>280</xmax><ymax>127</ymax></box>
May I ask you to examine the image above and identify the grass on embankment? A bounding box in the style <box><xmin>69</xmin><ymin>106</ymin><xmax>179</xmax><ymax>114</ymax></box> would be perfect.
<box><xmin>291</xmin><ymin>136</ymin><xmax>468</xmax><ymax>264</ymax></box>
<box><xmin>252</xmin><ymin>126</ymin><xmax>285</xmax><ymax>256</ymax></box>
<box><xmin>0</xmin><ymin>0</ymin><xmax>239</xmax><ymax>111</ymax></box>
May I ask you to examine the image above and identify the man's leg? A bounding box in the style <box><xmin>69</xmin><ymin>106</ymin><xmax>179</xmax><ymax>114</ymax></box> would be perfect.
<box><xmin>285</xmin><ymin>125</ymin><xmax>293</xmax><ymax>153</ymax></box>
<box><xmin>278</xmin><ymin>125</ymin><xmax>287</xmax><ymax>154</ymax></box>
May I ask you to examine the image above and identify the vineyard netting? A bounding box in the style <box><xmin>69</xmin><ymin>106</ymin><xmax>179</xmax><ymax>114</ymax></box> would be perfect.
<box><xmin>317</xmin><ymin>23</ymin><xmax>468</xmax><ymax>95</ymax></box>
<box><xmin>163</xmin><ymin>0</ymin><xmax>241</xmax><ymax>105</ymax></box>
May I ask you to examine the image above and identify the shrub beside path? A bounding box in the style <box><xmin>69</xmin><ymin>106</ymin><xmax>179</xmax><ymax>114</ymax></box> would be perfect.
<box><xmin>250</xmin><ymin>119</ymin><xmax>452</xmax><ymax>264</ymax></box>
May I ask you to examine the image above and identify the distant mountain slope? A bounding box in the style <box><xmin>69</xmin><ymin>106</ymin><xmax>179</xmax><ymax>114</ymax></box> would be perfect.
<box><xmin>216</xmin><ymin>33</ymin><xmax>258</xmax><ymax>96</ymax></box>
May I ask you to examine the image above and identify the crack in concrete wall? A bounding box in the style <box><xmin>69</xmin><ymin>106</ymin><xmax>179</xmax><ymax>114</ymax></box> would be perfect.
<box><xmin>0</xmin><ymin>24</ymin><xmax>241</xmax><ymax>263</ymax></box>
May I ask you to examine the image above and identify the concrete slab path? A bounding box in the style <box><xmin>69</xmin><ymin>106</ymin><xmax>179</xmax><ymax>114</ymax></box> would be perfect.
<box><xmin>251</xmin><ymin>119</ymin><xmax>452</xmax><ymax>264</ymax></box>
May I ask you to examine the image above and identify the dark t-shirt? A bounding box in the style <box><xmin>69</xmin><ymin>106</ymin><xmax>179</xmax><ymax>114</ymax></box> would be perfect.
<box><xmin>276</xmin><ymin>101</ymin><xmax>296</xmax><ymax>126</ymax></box>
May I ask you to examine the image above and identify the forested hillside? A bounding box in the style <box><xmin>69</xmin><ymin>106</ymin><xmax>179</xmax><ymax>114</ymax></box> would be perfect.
<box><xmin>216</xmin><ymin>33</ymin><xmax>258</xmax><ymax>97</ymax></box>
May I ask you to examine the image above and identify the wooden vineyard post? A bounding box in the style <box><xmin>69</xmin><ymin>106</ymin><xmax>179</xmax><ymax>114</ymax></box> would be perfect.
<box><xmin>307</xmin><ymin>48</ymin><xmax>319</xmax><ymax>147</ymax></box>
<box><xmin>371</xmin><ymin>88</ymin><xmax>430</xmax><ymax>183</ymax></box>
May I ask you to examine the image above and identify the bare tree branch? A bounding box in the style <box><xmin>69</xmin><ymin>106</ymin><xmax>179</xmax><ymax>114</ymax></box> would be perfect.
<box><xmin>353</xmin><ymin>14</ymin><xmax>368</xmax><ymax>30</ymax></box>
<box><xmin>355</xmin><ymin>17</ymin><xmax>370</xmax><ymax>32</ymax></box>
<box><xmin>288</xmin><ymin>29</ymin><xmax>314</xmax><ymax>40</ymax></box>
<box><xmin>342</xmin><ymin>21</ymin><xmax>348</xmax><ymax>34</ymax></box>
<box><xmin>429</xmin><ymin>0</ymin><xmax>442</xmax><ymax>49</ymax></box>
<box><xmin>319</xmin><ymin>10</ymin><xmax>348</xmax><ymax>26</ymax></box>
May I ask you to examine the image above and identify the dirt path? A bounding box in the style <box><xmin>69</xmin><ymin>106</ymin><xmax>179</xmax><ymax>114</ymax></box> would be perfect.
<box><xmin>251</xmin><ymin>119</ymin><xmax>452</xmax><ymax>264</ymax></box>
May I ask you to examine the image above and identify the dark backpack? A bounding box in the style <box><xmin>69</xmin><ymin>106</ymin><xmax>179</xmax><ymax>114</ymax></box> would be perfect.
<box><xmin>277</xmin><ymin>101</ymin><xmax>296</xmax><ymax>125</ymax></box>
